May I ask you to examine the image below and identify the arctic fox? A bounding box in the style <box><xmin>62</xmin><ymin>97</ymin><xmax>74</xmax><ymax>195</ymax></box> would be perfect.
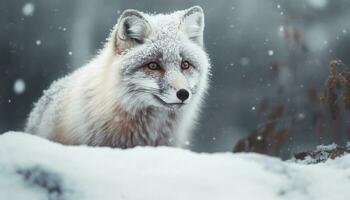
<box><xmin>25</xmin><ymin>6</ymin><xmax>211</xmax><ymax>148</ymax></box>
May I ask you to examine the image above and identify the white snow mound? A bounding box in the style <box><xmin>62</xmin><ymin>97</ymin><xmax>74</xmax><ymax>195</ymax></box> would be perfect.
<box><xmin>0</xmin><ymin>132</ymin><xmax>350</xmax><ymax>200</ymax></box>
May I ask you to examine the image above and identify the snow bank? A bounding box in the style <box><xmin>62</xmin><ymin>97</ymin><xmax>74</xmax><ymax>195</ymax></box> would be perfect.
<box><xmin>0</xmin><ymin>132</ymin><xmax>350</xmax><ymax>200</ymax></box>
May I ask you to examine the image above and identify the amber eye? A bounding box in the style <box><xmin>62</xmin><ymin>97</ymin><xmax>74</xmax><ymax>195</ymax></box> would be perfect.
<box><xmin>181</xmin><ymin>61</ymin><xmax>190</xmax><ymax>70</ymax></box>
<box><xmin>147</xmin><ymin>62</ymin><xmax>161</xmax><ymax>70</ymax></box>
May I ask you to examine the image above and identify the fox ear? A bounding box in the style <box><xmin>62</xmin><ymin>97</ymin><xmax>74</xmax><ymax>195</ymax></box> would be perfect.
<box><xmin>181</xmin><ymin>6</ymin><xmax>205</xmax><ymax>47</ymax></box>
<box><xmin>114</xmin><ymin>9</ymin><xmax>151</xmax><ymax>54</ymax></box>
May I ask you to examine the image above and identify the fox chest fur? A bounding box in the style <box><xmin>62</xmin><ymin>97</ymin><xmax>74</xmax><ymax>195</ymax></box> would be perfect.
<box><xmin>97</xmin><ymin>107</ymin><xmax>177</xmax><ymax>148</ymax></box>
<box><xmin>25</xmin><ymin>6</ymin><xmax>210</xmax><ymax>148</ymax></box>
<box><xmin>57</xmin><ymin>102</ymin><xmax>178</xmax><ymax>148</ymax></box>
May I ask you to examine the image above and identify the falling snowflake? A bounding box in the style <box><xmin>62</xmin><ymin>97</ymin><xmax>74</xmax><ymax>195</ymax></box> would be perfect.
<box><xmin>268</xmin><ymin>50</ymin><xmax>274</xmax><ymax>56</ymax></box>
<box><xmin>240</xmin><ymin>57</ymin><xmax>250</xmax><ymax>66</ymax></box>
<box><xmin>297</xmin><ymin>113</ymin><xmax>306</xmax><ymax>120</ymax></box>
<box><xmin>279</xmin><ymin>26</ymin><xmax>284</xmax><ymax>32</ymax></box>
<box><xmin>308</xmin><ymin>0</ymin><xmax>328</xmax><ymax>9</ymax></box>
<box><xmin>22</xmin><ymin>3</ymin><xmax>35</xmax><ymax>17</ymax></box>
<box><xmin>36</xmin><ymin>40</ymin><xmax>41</xmax><ymax>46</ymax></box>
<box><xmin>58</xmin><ymin>26</ymin><xmax>67</xmax><ymax>32</ymax></box>
<box><xmin>13</xmin><ymin>79</ymin><xmax>26</xmax><ymax>95</ymax></box>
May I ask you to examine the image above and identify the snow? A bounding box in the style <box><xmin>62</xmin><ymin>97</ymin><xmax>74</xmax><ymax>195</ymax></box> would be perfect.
<box><xmin>297</xmin><ymin>112</ymin><xmax>306</xmax><ymax>120</ymax></box>
<box><xmin>308</xmin><ymin>0</ymin><xmax>328</xmax><ymax>9</ymax></box>
<box><xmin>22</xmin><ymin>3</ymin><xmax>35</xmax><ymax>17</ymax></box>
<box><xmin>13</xmin><ymin>78</ymin><xmax>26</xmax><ymax>95</ymax></box>
<box><xmin>0</xmin><ymin>132</ymin><xmax>350</xmax><ymax>200</ymax></box>
<box><xmin>240</xmin><ymin>57</ymin><xmax>250</xmax><ymax>66</ymax></box>
<box><xmin>268</xmin><ymin>50</ymin><xmax>274</xmax><ymax>56</ymax></box>
<box><xmin>316</xmin><ymin>143</ymin><xmax>338</xmax><ymax>151</ymax></box>
<box><xmin>58</xmin><ymin>26</ymin><xmax>67</xmax><ymax>32</ymax></box>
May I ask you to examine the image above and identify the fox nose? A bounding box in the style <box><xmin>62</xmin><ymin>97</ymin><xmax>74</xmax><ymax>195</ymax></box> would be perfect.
<box><xmin>176</xmin><ymin>89</ymin><xmax>190</xmax><ymax>102</ymax></box>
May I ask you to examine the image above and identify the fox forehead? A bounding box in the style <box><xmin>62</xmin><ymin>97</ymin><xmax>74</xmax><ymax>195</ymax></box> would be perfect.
<box><xmin>145</xmin><ymin>12</ymin><xmax>184</xmax><ymax>36</ymax></box>
<box><xmin>118</xmin><ymin>8</ymin><xmax>208</xmax><ymax>74</ymax></box>
<box><xmin>131</xmin><ymin>14</ymin><xmax>187</xmax><ymax>58</ymax></box>
<box><xmin>135</xmin><ymin>13</ymin><xmax>187</xmax><ymax>48</ymax></box>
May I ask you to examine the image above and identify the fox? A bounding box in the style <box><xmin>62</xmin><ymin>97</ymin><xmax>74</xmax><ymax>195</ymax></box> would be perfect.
<box><xmin>25</xmin><ymin>6</ymin><xmax>211</xmax><ymax>148</ymax></box>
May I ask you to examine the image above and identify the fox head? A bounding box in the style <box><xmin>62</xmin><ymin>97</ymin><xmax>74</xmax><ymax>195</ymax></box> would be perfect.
<box><xmin>109</xmin><ymin>6</ymin><xmax>210</xmax><ymax>111</ymax></box>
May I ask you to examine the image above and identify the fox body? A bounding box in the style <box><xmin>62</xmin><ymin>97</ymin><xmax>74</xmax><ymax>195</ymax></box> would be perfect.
<box><xmin>25</xmin><ymin>6</ymin><xmax>210</xmax><ymax>148</ymax></box>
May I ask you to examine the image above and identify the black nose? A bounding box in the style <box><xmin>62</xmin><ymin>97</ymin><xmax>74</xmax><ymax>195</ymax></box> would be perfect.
<box><xmin>176</xmin><ymin>89</ymin><xmax>190</xmax><ymax>102</ymax></box>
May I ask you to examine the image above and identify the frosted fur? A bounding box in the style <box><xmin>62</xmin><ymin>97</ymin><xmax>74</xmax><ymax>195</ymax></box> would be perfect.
<box><xmin>25</xmin><ymin>6</ymin><xmax>210</xmax><ymax>148</ymax></box>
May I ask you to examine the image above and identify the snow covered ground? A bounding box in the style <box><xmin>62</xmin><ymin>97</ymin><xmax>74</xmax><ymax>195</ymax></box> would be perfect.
<box><xmin>0</xmin><ymin>132</ymin><xmax>350</xmax><ymax>200</ymax></box>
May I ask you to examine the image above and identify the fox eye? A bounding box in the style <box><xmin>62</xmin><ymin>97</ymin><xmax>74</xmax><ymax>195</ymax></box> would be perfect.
<box><xmin>147</xmin><ymin>62</ymin><xmax>161</xmax><ymax>70</ymax></box>
<box><xmin>181</xmin><ymin>60</ymin><xmax>191</xmax><ymax>70</ymax></box>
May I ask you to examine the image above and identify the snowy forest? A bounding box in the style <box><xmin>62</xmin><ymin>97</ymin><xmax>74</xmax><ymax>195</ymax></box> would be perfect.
<box><xmin>1</xmin><ymin>0</ymin><xmax>350</xmax><ymax>199</ymax></box>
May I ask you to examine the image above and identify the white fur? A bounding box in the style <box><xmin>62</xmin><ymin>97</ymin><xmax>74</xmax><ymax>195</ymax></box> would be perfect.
<box><xmin>25</xmin><ymin>6</ymin><xmax>211</xmax><ymax>148</ymax></box>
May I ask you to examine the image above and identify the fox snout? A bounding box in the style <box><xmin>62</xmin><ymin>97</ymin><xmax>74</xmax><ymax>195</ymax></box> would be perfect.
<box><xmin>150</xmin><ymin>71</ymin><xmax>193</xmax><ymax>107</ymax></box>
<box><xmin>171</xmin><ymin>73</ymin><xmax>191</xmax><ymax>102</ymax></box>
<box><xmin>176</xmin><ymin>89</ymin><xmax>190</xmax><ymax>102</ymax></box>
<box><xmin>166</xmin><ymin>71</ymin><xmax>192</xmax><ymax>103</ymax></box>
<box><xmin>159</xmin><ymin>87</ymin><xmax>191</xmax><ymax>106</ymax></box>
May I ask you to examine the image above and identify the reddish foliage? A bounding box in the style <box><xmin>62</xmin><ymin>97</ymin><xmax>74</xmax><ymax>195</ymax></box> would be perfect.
<box><xmin>320</xmin><ymin>61</ymin><xmax>340</xmax><ymax>119</ymax></box>
<box><xmin>307</xmin><ymin>88</ymin><xmax>320</xmax><ymax>105</ymax></box>
<box><xmin>320</xmin><ymin>60</ymin><xmax>350</xmax><ymax>119</ymax></box>
<box><xmin>314</xmin><ymin>60</ymin><xmax>350</xmax><ymax>144</ymax></box>
<box><xmin>294</xmin><ymin>144</ymin><xmax>350</xmax><ymax>164</ymax></box>
<box><xmin>233</xmin><ymin>105</ymin><xmax>289</xmax><ymax>156</ymax></box>
<box><xmin>282</xmin><ymin>20</ymin><xmax>308</xmax><ymax>52</ymax></box>
<box><xmin>307</xmin><ymin>87</ymin><xmax>326</xmax><ymax>138</ymax></box>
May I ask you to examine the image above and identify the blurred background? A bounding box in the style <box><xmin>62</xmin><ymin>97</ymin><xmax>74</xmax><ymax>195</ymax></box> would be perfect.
<box><xmin>1</xmin><ymin>0</ymin><xmax>350</xmax><ymax>157</ymax></box>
